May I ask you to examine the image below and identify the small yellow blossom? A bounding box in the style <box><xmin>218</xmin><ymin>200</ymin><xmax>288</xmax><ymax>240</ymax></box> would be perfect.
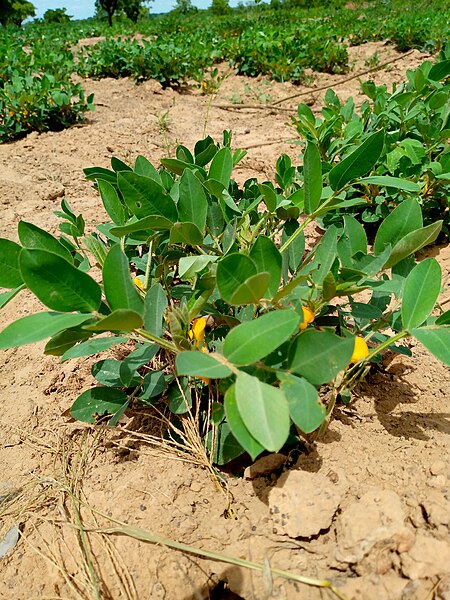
<box><xmin>300</xmin><ymin>306</ymin><xmax>315</xmax><ymax>331</ymax></box>
<box><xmin>133</xmin><ymin>277</ymin><xmax>144</xmax><ymax>290</ymax></box>
<box><xmin>188</xmin><ymin>316</ymin><xmax>207</xmax><ymax>348</ymax></box>
<box><xmin>349</xmin><ymin>336</ymin><xmax>369</xmax><ymax>364</ymax></box>
<box><xmin>189</xmin><ymin>317</ymin><xmax>209</xmax><ymax>384</ymax></box>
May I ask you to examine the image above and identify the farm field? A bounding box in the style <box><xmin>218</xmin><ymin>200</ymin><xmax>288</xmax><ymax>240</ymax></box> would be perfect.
<box><xmin>1</xmin><ymin>2</ymin><xmax>450</xmax><ymax>599</ymax></box>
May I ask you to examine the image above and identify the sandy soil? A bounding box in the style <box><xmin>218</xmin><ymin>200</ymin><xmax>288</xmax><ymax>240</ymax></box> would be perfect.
<box><xmin>0</xmin><ymin>42</ymin><xmax>449</xmax><ymax>600</ymax></box>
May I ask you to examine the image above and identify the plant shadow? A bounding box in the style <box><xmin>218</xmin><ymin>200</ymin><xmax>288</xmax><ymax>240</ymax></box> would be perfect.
<box><xmin>359</xmin><ymin>364</ymin><xmax>450</xmax><ymax>441</ymax></box>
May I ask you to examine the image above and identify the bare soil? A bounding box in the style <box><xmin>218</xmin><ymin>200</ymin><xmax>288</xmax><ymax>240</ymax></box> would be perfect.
<box><xmin>0</xmin><ymin>42</ymin><xmax>449</xmax><ymax>600</ymax></box>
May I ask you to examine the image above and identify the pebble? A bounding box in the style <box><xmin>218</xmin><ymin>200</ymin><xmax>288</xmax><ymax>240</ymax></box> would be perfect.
<box><xmin>430</xmin><ymin>461</ymin><xmax>446</xmax><ymax>476</ymax></box>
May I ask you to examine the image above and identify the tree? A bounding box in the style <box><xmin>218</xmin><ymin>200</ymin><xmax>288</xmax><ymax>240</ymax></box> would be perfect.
<box><xmin>121</xmin><ymin>0</ymin><xmax>152</xmax><ymax>23</ymax></box>
<box><xmin>210</xmin><ymin>0</ymin><xmax>232</xmax><ymax>15</ymax></box>
<box><xmin>95</xmin><ymin>0</ymin><xmax>151</xmax><ymax>25</ymax></box>
<box><xmin>95</xmin><ymin>0</ymin><xmax>118</xmax><ymax>26</ymax></box>
<box><xmin>172</xmin><ymin>0</ymin><xmax>197</xmax><ymax>14</ymax></box>
<box><xmin>42</xmin><ymin>7</ymin><xmax>72</xmax><ymax>23</ymax></box>
<box><xmin>0</xmin><ymin>0</ymin><xmax>36</xmax><ymax>26</ymax></box>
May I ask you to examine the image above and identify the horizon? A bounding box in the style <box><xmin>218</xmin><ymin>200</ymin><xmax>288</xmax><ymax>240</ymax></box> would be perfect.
<box><xmin>31</xmin><ymin>0</ymin><xmax>242</xmax><ymax>19</ymax></box>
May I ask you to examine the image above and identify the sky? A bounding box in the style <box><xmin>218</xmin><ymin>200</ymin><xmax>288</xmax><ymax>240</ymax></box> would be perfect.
<box><xmin>32</xmin><ymin>0</ymin><xmax>229</xmax><ymax>19</ymax></box>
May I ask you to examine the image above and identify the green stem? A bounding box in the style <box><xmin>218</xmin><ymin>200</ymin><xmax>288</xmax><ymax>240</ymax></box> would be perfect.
<box><xmin>280</xmin><ymin>184</ymin><xmax>353</xmax><ymax>254</ymax></box>
<box><xmin>247</xmin><ymin>212</ymin><xmax>271</xmax><ymax>247</ymax></box>
<box><xmin>365</xmin><ymin>329</ymin><xmax>409</xmax><ymax>362</ymax></box>
<box><xmin>135</xmin><ymin>329</ymin><xmax>179</xmax><ymax>353</ymax></box>
<box><xmin>279</xmin><ymin>214</ymin><xmax>313</xmax><ymax>254</ymax></box>
<box><xmin>143</xmin><ymin>240</ymin><xmax>153</xmax><ymax>292</ymax></box>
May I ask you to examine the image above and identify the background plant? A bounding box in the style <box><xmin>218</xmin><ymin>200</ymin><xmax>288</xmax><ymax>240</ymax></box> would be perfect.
<box><xmin>292</xmin><ymin>50</ymin><xmax>450</xmax><ymax>237</ymax></box>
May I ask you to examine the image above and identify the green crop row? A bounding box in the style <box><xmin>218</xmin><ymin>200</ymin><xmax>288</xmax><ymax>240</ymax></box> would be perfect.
<box><xmin>0</xmin><ymin>0</ymin><xmax>448</xmax><ymax>141</ymax></box>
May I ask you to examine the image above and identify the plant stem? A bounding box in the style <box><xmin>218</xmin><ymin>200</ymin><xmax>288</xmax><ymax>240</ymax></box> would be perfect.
<box><xmin>143</xmin><ymin>240</ymin><xmax>153</xmax><ymax>292</ymax></box>
<box><xmin>136</xmin><ymin>329</ymin><xmax>178</xmax><ymax>353</ymax></box>
<box><xmin>279</xmin><ymin>215</ymin><xmax>312</xmax><ymax>254</ymax></box>
<box><xmin>365</xmin><ymin>329</ymin><xmax>409</xmax><ymax>362</ymax></box>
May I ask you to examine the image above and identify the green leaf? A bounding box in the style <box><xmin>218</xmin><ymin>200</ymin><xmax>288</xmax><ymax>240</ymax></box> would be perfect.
<box><xmin>258</xmin><ymin>184</ymin><xmax>277</xmax><ymax>212</ymax></box>
<box><xmin>123</xmin><ymin>343</ymin><xmax>158</xmax><ymax>370</ymax></box>
<box><xmin>0</xmin><ymin>285</ymin><xmax>24</xmax><ymax>309</ymax></box>
<box><xmin>84</xmin><ymin>234</ymin><xmax>108</xmax><ymax>267</ymax></box>
<box><xmin>229</xmin><ymin>272</ymin><xmax>270</xmax><ymax>305</ymax></box>
<box><xmin>374</xmin><ymin>198</ymin><xmax>423</xmax><ymax>255</ymax></box>
<box><xmin>110</xmin><ymin>215</ymin><xmax>173</xmax><ymax>236</ymax></box>
<box><xmin>103</xmin><ymin>245</ymin><xmax>143</xmax><ymax>314</ymax></box>
<box><xmin>0</xmin><ymin>312</ymin><xmax>91</xmax><ymax>350</ymax></box>
<box><xmin>279</xmin><ymin>373</ymin><xmax>325</xmax><ymax>433</ymax></box>
<box><xmin>224</xmin><ymin>385</ymin><xmax>264</xmax><ymax>461</ymax></box>
<box><xmin>411</xmin><ymin>327</ymin><xmax>450</xmax><ymax>366</ymax></box>
<box><xmin>160</xmin><ymin>157</ymin><xmax>195</xmax><ymax>176</ymax></box>
<box><xmin>342</xmin><ymin>215</ymin><xmax>368</xmax><ymax>255</ymax></box>
<box><xmin>134</xmin><ymin>155</ymin><xmax>162</xmax><ymax>185</ymax></box>
<box><xmin>428</xmin><ymin>59</ymin><xmax>450</xmax><ymax>81</ymax></box>
<box><xmin>97</xmin><ymin>180</ymin><xmax>126</xmax><ymax>226</ymax></box>
<box><xmin>118</xmin><ymin>172</ymin><xmax>177</xmax><ymax>222</ymax></box>
<box><xmin>140</xmin><ymin>370</ymin><xmax>166</xmax><ymax>400</ymax></box>
<box><xmin>359</xmin><ymin>176</ymin><xmax>420</xmax><ymax>192</ymax></box>
<box><xmin>179</xmin><ymin>255</ymin><xmax>218</xmax><ymax>279</ymax></box>
<box><xmin>44</xmin><ymin>327</ymin><xmax>93</xmax><ymax>356</ymax></box>
<box><xmin>61</xmin><ymin>335</ymin><xmax>128</xmax><ymax>362</ymax></box>
<box><xmin>84</xmin><ymin>166</ymin><xmax>117</xmax><ymax>184</ymax></box>
<box><xmin>312</xmin><ymin>225</ymin><xmax>338</xmax><ymax>285</ymax></box>
<box><xmin>70</xmin><ymin>387</ymin><xmax>128</xmax><ymax>423</ymax></box>
<box><xmin>303</xmin><ymin>142</ymin><xmax>322</xmax><ymax>214</ymax></box>
<box><xmin>209</xmin><ymin>147</ymin><xmax>233</xmax><ymax>188</ymax></box>
<box><xmin>402</xmin><ymin>258</ymin><xmax>442</xmax><ymax>331</ymax></box>
<box><xmin>84</xmin><ymin>310</ymin><xmax>143</xmax><ymax>332</ymax></box>
<box><xmin>384</xmin><ymin>221</ymin><xmax>442</xmax><ymax>269</ymax></box>
<box><xmin>223</xmin><ymin>309</ymin><xmax>300</xmax><ymax>366</ymax></box>
<box><xmin>235</xmin><ymin>371</ymin><xmax>290</xmax><ymax>453</ymax></box>
<box><xmin>436</xmin><ymin>311</ymin><xmax>450</xmax><ymax>326</ymax></box>
<box><xmin>178</xmin><ymin>169</ymin><xmax>208</xmax><ymax>232</ymax></box>
<box><xmin>216</xmin><ymin>253</ymin><xmax>257</xmax><ymax>303</ymax></box>
<box><xmin>281</xmin><ymin>221</ymin><xmax>305</xmax><ymax>275</ymax></box>
<box><xmin>169</xmin><ymin>222</ymin><xmax>204</xmax><ymax>245</ymax></box>
<box><xmin>322</xmin><ymin>271</ymin><xmax>336</xmax><ymax>301</ymax></box>
<box><xmin>329</xmin><ymin>130</ymin><xmax>384</xmax><ymax>190</ymax></box>
<box><xmin>249</xmin><ymin>236</ymin><xmax>282</xmax><ymax>299</ymax></box>
<box><xmin>206</xmin><ymin>421</ymin><xmax>246</xmax><ymax>466</ymax></box>
<box><xmin>289</xmin><ymin>329</ymin><xmax>354</xmax><ymax>385</ymax></box>
<box><xmin>111</xmin><ymin>156</ymin><xmax>132</xmax><ymax>173</ymax></box>
<box><xmin>92</xmin><ymin>359</ymin><xmax>140</xmax><ymax>387</ymax></box>
<box><xmin>176</xmin><ymin>351</ymin><xmax>232</xmax><ymax>378</ymax></box>
<box><xmin>19</xmin><ymin>249</ymin><xmax>101</xmax><ymax>312</ymax></box>
<box><xmin>0</xmin><ymin>238</ymin><xmax>23</xmax><ymax>288</ymax></box>
<box><xmin>143</xmin><ymin>283</ymin><xmax>167</xmax><ymax>337</ymax></box>
<box><xmin>168</xmin><ymin>378</ymin><xmax>192</xmax><ymax>414</ymax></box>
<box><xmin>18</xmin><ymin>221</ymin><xmax>73</xmax><ymax>263</ymax></box>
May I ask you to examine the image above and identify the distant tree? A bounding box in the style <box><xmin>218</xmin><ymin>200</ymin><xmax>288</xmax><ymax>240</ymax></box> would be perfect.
<box><xmin>95</xmin><ymin>0</ymin><xmax>118</xmax><ymax>26</ymax></box>
<box><xmin>210</xmin><ymin>0</ymin><xmax>232</xmax><ymax>15</ymax></box>
<box><xmin>0</xmin><ymin>0</ymin><xmax>36</xmax><ymax>26</ymax></box>
<box><xmin>172</xmin><ymin>0</ymin><xmax>197</xmax><ymax>14</ymax></box>
<box><xmin>120</xmin><ymin>0</ymin><xmax>152</xmax><ymax>23</ymax></box>
<box><xmin>43</xmin><ymin>7</ymin><xmax>72</xmax><ymax>23</ymax></box>
<box><xmin>95</xmin><ymin>0</ymin><xmax>151</xmax><ymax>25</ymax></box>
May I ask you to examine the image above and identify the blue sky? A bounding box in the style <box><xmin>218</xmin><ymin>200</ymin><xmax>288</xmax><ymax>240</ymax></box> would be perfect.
<box><xmin>32</xmin><ymin>0</ymin><xmax>230</xmax><ymax>18</ymax></box>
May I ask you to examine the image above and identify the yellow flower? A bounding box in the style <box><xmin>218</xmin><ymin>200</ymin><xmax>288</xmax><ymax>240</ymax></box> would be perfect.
<box><xmin>300</xmin><ymin>306</ymin><xmax>315</xmax><ymax>331</ymax></box>
<box><xmin>349</xmin><ymin>336</ymin><xmax>369</xmax><ymax>364</ymax></box>
<box><xmin>188</xmin><ymin>316</ymin><xmax>207</xmax><ymax>348</ymax></box>
<box><xmin>189</xmin><ymin>317</ymin><xmax>209</xmax><ymax>384</ymax></box>
<box><xmin>9</xmin><ymin>110</ymin><xmax>14</xmax><ymax>117</ymax></box>
<box><xmin>133</xmin><ymin>277</ymin><xmax>144</xmax><ymax>290</ymax></box>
